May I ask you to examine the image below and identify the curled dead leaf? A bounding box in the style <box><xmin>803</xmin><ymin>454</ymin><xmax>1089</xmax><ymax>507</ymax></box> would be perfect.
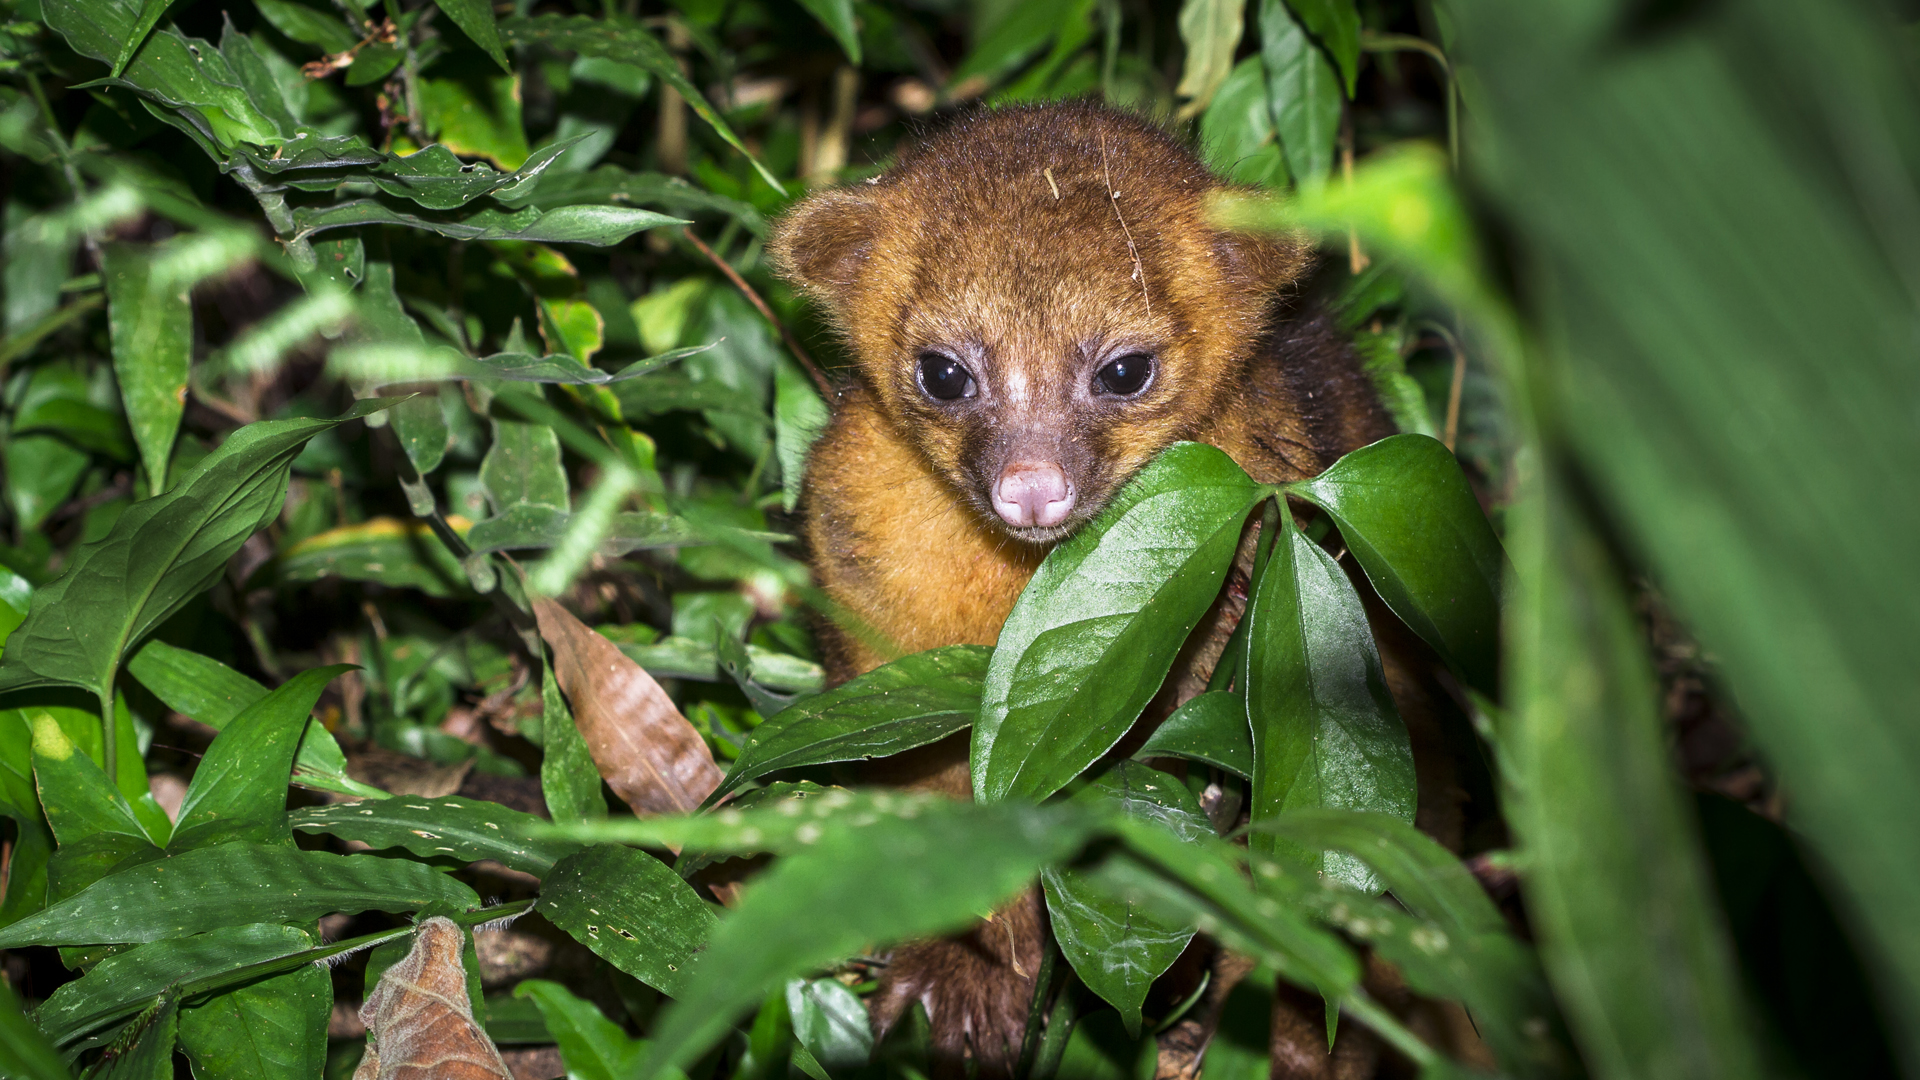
<box><xmin>533</xmin><ymin>598</ymin><xmax>723</xmax><ymax>815</ymax></box>
<box><xmin>354</xmin><ymin>917</ymin><xmax>512</xmax><ymax>1080</ymax></box>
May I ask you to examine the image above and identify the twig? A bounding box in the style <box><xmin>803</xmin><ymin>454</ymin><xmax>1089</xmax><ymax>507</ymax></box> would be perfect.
<box><xmin>682</xmin><ymin>228</ymin><xmax>834</xmax><ymax>398</ymax></box>
<box><xmin>1099</xmin><ymin>130</ymin><xmax>1151</xmax><ymax>317</ymax></box>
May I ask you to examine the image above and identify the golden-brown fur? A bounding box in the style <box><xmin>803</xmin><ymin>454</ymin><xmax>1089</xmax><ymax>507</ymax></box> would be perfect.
<box><xmin>770</xmin><ymin>102</ymin><xmax>1446</xmax><ymax>1079</ymax></box>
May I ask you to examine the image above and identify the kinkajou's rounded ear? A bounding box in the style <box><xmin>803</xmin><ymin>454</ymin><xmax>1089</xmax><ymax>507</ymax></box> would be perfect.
<box><xmin>768</xmin><ymin>187</ymin><xmax>879</xmax><ymax>323</ymax></box>
<box><xmin>1200</xmin><ymin>188</ymin><xmax>1314</xmax><ymax>301</ymax></box>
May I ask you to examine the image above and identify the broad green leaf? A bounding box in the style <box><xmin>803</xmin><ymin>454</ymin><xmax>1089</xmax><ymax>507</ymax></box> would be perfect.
<box><xmin>1042</xmin><ymin>762</ymin><xmax>1204</xmax><ymax>1034</ymax></box>
<box><xmin>390</xmin><ymin>393</ymin><xmax>451</xmax><ymax>479</ymax></box>
<box><xmin>514</xmin><ymin>980</ymin><xmax>646</xmax><ymax>1080</ymax></box>
<box><xmin>289</xmin><ymin>795</ymin><xmax>586</xmax><ymax>876</ymax></box>
<box><xmin>2</xmin><ymin>435</ymin><xmax>89</xmax><ymax>534</ymax></box>
<box><xmin>1173</xmin><ymin>0</ymin><xmax>1248</xmax><ymax>117</ymax></box>
<box><xmin>1135</xmin><ymin>691</ymin><xmax>1252</xmax><ymax>779</ymax></box>
<box><xmin>250</xmin><ymin>0</ymin><xmax>355</xmax><ymax>53</ymax></box>
<box><xmin>35</xmin><ymin>924</ymin><xmax>313</xmax><ymax>1046</ymax></box>
<box><xmin>1251</xmin><ymin>809</ymin><xmax>1576</xmax><ymax>1076</ymax></box>
<box><xmin>12</xmin><ymin>361</ymin><xmax>133</xmax><ymax>461</ymax></box>
<box><xmin>111</xmin><ymin>0</ymin><xmax>181</xmax><ymax>77</ymax></box>
<box><xmin>0</xmin><ymin>843</ymin><xmax>480</xmax><ymax>947</ymax></box>
<box><xmin>177</xmin><ymin>961</ymin><xmax>330</xmax><ymax>1080</ymax></box>
<box><xmin>0</xmin><ymin>403</ymin><xmax>391</xmax><ymax>705</ymax></box>
<box><xmin>535</xmin><ymin>844</ymin><xmax>718</xmax><ymax>996</ymax></box>
<box><xmin>279</xmin><ymin>517</ymin><xmax>469</xmax><ymax>598</ymax></box>
<box><xmin>1259</xmin><ymin>0</ymin><xmax>1340</xmax><ymax>185</ymax></box>
<box><xmin>418</xmin><ymin>72</ymin><xmax>530</xmax><ymax>169</ymax></box>
<box><xmin>431</xmin><ymin>0</ymin><xmax>510</xmax><ymax>71</ymax></box>
<box><xmin>539</xmin><ymin>655</ymin><xmax>606</xmax><ymax>824</ymax></box>
<box><xmin>710</xmin><ymin>645</ymin><xmax>989</xmax><ymax>803</ymax></box>
<box><xmin>1201</xmin><ymin>56</ymin><xmax>1289</xmax><ymax>188</ymax></box>
<box><xmin>0</xmin><ymin>978</ymin><xmax>68</xmax><ymax>1080</ymax></box>
<box><xmin>1503</xmin><ymin>476</ymin><xmax>1763</xmax><ymax>1078</ymax></box>
<box><xmin>787</xmin><ymin>978</ymin><xmax>870</xmax><ymax>1071</ymax></box>
<box><xmin>633</xmin><ymin>800</ymin><xmax>1099</xmax><ymax>1080</ymax></box>
<box><xmin>1243</xmin><ymin>521</ymin><xmax>1414</xmax><ymax>892</ymax></box>
<box><xmin>125</xmin><ymin>641</ymin><xmax>380</xmax><ymax>799</ymax></box>
<box><xmin>497</xmin><ymin>15</ymin><xmax>783</xmax><ymax>193</ymax></box>
<box><xmin>102</xmin><ymin>244</ymin><xmax>190</xmax><ymax>497</ymax></box>
<box><xmin>467</xmin><ymin>505</ymin><xmax>698</xmax><ymax>556</ymax></box>
<box><xmin>292</xmin><ymin>200</ymin><xmax>686</xmax><ymax>245</ymax></box>
<box><xmin>30</xmin><ymin>712</ymin><xmax>157</xmax><ymax>848</ymax></box>
<box><xmin>170</xmin><ymin>666</ymin><xmax>351</xmax><ymax>849</ymax></box>
<box><xmin>973</xmin><ymin>443</ymin><xmax>1267</xmax><ymax>803</ymax></box>
<box><xmin>793</xmin><ymin>0</ymin><xmax>861</xmax><ymax>63</ymax></box>
<box><xmin>774</xmin><ymin>356</ymin><xmax>829</xmax><ymax>513</ymax></box>
<box><xmin>481</xmin><ymin>418</ymin><xmax>568</xmax><ymax>513</ymax></box>
<box><xmin>1290</xmin><ymin>434</ymin><xmax>1503</xmax><ymax>695</ymax></box>
<box><xmin>1284</xmin><ymin>0</ymin><xmax>1359</xmax><ymax>96</ymax></box>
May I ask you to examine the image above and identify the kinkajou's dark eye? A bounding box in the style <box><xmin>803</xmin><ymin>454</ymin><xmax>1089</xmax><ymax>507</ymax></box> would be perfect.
<box><xmin>1094</xmin><ymin>353</ymin><xmax>1153</xmax><ymax>396</ymax></box>
<box><xmin>917</xmin><ymin>352</ymin><xmax>977</xmax><ymax>401</ymax></box>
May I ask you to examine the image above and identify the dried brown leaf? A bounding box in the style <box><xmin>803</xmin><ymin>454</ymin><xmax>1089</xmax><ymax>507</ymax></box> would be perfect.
<box><xmin>533</xmin><ymin>598</ymin><xmax>723</xmax><ymax>815</ymax></box>
<box><xmin>354</xmin><ymin>917</ymin><xmax>512</xmax><ymax>1080</ymax></box>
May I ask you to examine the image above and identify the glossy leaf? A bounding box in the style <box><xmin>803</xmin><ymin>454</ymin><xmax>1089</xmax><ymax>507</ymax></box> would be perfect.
<box><xmin>30</xmin><ymin>712</ymin><xmax>157</xmax><ymax>848</ymax></box>
<box><xmin>514</xmin><ymin>980</ymin><xmax>646</xmax><ymax>1080</ymax></box>
<box><xmin>1283</xmin><ymin>0</ymin><xmax>1359</xmax><ymax>96</ymax></box>
<box><xmin>1042</xmin><ymin>762</ymin><xmax>1205</xmax><ymax>1034</ymax></box>
<box><xmin>125</xmin><ymin>641</ymin><xmax>379</xmax><ymax>799</ymax></box>
<box><xmin>501</xmin><ymin>165</ymin><xmax>766</xmax><ymax>233</ymax></box>
<box><xmin>0</xmin><ymin>843</ymin><xmax>480</xmax><ymax>947</ymax></box>
<box><xmin>1201</xmin><ymin>56</ymin><xmax>1289</xmax><ymax>188</ymax></box>
<box><xmin>1243</xmin><ymin>521</ymin><xmax>1414</xmax><ymax>893</ymax></box>
<box><xmin>1259</xmin><ymin>0</ymin><xmax>1340</xmax><ymax>185</ymax></box>
<box><xmin>292</xmin><ymin>200</ymin><xmax>685</xmax><ymax>245</ymax></box>
<box><xmin>0</xmin><ymin>404</ymin><xmax>389</xmax><ymax>704</ymax></box>
<box><xmin>432</xmin><ymin>0</ymin><xmax>510</xmax><ymax>71</ymax></box>
<box><xmin>535</xmin><ymin>844</ymin><xmax>718</xmax><ymax>996</ymax></box>
<box><xmin>1290</xmin><ymin>434</ymin><xmax>1504</xmax><ymax>695</ymax></box>
<box><xmin>250</xmin><ymin>0</ymin><xmax>354</xmax><ymax>52</ymax></box>
<box><xmin>711</xmin><ymin>645</ymin><xmax>989</xmax><ymax>803</ymax></box>
<box><xmin>102</xmin><ymin>244</ymin><xmax>190</xmax><ymax>497</ymax></box>
<box><xmin>1172</xmin><ymin>0</ymin><xmax>1247</xmax><ymax>117</ymax></box>
<box><xmin>633</xmin><ymin>800</ymin><xmax>1099</xmax><ymax>1080</ymax></box>
<box><xmin>36</xmin><ymin>924</ymin><xmax>313</xmax><ymax>1046</ymax></box>
<box><xmin>177</xmin><ymin>961</ymin><xmax>331</xmax><ymax>1080</ymax></box>
<box><xmin>289</xmin><ymin>795</ymin><xmax>586</xmax><ymax>877</ymax></box>
<box><xmin>1502</xmin><ymin>477</ymin><xmax>1763</xmax><ymax>1077</ymax></box>
<box><xmin>787</xmin><ymin>978</ymin><xmax>871</xmax><ymax>1071</ymax></box>
<box><xmin>1134</xmin><ymin>691</ymin><xmax>1252</xmax><ymax>779</ymax></box>
<box><xmin>170</xmin><ymin>665</ymin><xmax>350</xmax><ymax>849</ymax></box>
<box><xmin>498</xmin><ymin>15</ymin><xmax>782</xmax><ymax>193</ymax></box>
<box><xmin>974</xmin><ymin>442</ymin><xmax>1266</xmax><ymax>803</ymax></box>
<box><xmin>793</xmin><ymin>0</ymin><xmax>861</xmax><ymax>63</ymax></box>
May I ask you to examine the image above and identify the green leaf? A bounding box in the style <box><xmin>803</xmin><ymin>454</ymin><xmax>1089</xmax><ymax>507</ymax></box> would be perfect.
<box><xmin>292</xmin><ymin>200</ymin><xmax>686</xmax><ymax>245</ymax></box>
<box><xmin>1173</xmin><ymin>0</ymin><xmax>1248</xmax><ymax>117</ymax></box>
<box><xmin>534</xmin><ymin>843</ymin><xmax>718</xmax><ymax>997</ymax></box>
<box><xmin>710</xmin><ymin>645</ymin><xmax>989</xmax><ymax>804</ymax></box>
<box><xmin>615</xmin><ymin>637</ymin><xmax>823</xmax><ymax>694</ymax></box>
<box><xmin>633</xmin><ymin>800</ymin><xmax>1099</xmax><ymax>1080</ymax></box>
<box><xmin>539</xmin><ymin>655</ymin><xmax>606</xmax><ymax>824</ymax></box>
<box><xmin>1290</xmin><ymin>434</ymin><xmax>1503</xmax><ymax>695</ymax></box>
<box><xmin>170</xmin><ymin>666</ymin><xmax>351</xmax><ymax>849</ymax></box>
<box><xmin>0</xmin><ymin>403</ymin><xmax>391</xmax><ymax>705</ymax></box>
<box><xmin>125</xmin><ymin>642</ymin><xmax>380</xmax><ymax>799</ymax></box>
<box><xmin>250</xmin><ymin>0</ymin><xmax>355</xmax><ymax>53</ymax></box>
<box><xmin>2</xmin><ymin>435</ymin><xmax>89</xmax><ymax>534</ymax></box>
<box><xmin>481</xmin><ymin>417</ymin><xmax>568</xmax><ymax>513</ymax></box>
<box><xmin>177</xmin><ymin>961</ymin><xmax>330</xmax><ymax>1080</ymax></box>
<box><xmin>431</xmin><ymin>0</ymin><xmax>510</xmax><ymax>71</ymax></box>
<box><xmin>102</xmin><ymin>244</ymin><xmax>190</xmax><ymax>497</ymax></box>
<box><xmin>1042</xmin><ymin>762</ymin><xmax>1204</xmax><ymax>1034</ymax></box>
<box><xmin>1258</xmin><ymin>0</ymin><xmax>1340</xmax><ymax>185</ymax></box>
<box><xmin>793</xmin><ymin>0</ymin><xmax>860</xmax><ymax>63</ymax></box>
<box><xmin>973</xmin><ymin>443</ymin><xmax>1267</xmax><ymax>803</ymax></box>
<box><xmin>497</xmin><ymin>15</ymin><xmax>784</xmax><ymax>194</ymax></box>
<box><xmin>786</xmin><ymin>978</ymin><xmax>870</xmax><ymax>1071</ymax></box>
<box><xmin>501</xmin><ymin>165</ymin><xmax>767</xmax><ymax>235</ymax></box>
<box><xmin>278</xmin><ymin>517</ymin><xmax>469</xmax><ymax>599</ymax></box>
<box><xmin>417</xmin><ymin>72</ymin><xmax>530</xmax><ymax>169</ymax></box>
<box><xmin>30</xmin><ymin>712</ymin><xmax>157</xmax><ymax>848</ymax></box>
<box><xmin>1502</xmin><ymin>476</ymin><xmax>1764</xmax><ymax>1077</ymax></box>
<box><xmin>390</xmin><ymin>394</ymin><xmax>451</xmax><ymax>479</ymax></box>
<box><xmin>1283</xmin><ymin>0</ymin><xmax>1359</xmax><ymax>96</ymax></box>
<box><xmin>0</xmin><ymin>843</ymin><xmax>480</xmax><ymax>947</ymax></box>
<box><xmin>289</xmin><ymin>795</ymin><xmax>587</xmax><ymax>877</ymax></box>
<box><xmin>774</xmin><ymin>357</ymin><xmax>829</xmax><ymax>514</ymax></box>
<box><xmin>514</xmin><ymin>980</ymin><xmax>646</xmax><ymax>1080</ymax></box>
<box><xmin>111</xmin><ymin>0</ymin><xmax>181</xmax><ymax>77</ymax></box>
<box><xmin>1135</xmin><ymin>691</ymin><xmax>1252</xmax><ymax>779</ymax></box>
<box><xmin>90</xmin><ymin>991</ymin><xmax>178</xmax><ymax>1080</ymax></box>
<box><xmin>0</xmin><ymin>978</ymin><xmax>69</xmax><ymax>1080</ymax></box>
<box><xmin>35</xmin><ymin>924</ymin><xmax>313</xmax><ymax>1046</ymax></box>
<box><xmin>1243</xmin><ymin>520</ymin><xmax>1414</xmax><ymax>893</ymax></box>
<box><xmin>466</xmin><ymin>505</ymin><xmax>698</xmax><ymax>557</ymax></box>
<box><xmin>1201</xmin><ymin>56</ymin><xmax>1289</xmax><ymax>188</ymax></box>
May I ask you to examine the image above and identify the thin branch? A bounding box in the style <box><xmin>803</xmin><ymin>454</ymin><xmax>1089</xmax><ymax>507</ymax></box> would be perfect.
<box><xmin>682</xmin><ymin>228</ymin><xmax>834</xmax><ymax>398</ymax></box>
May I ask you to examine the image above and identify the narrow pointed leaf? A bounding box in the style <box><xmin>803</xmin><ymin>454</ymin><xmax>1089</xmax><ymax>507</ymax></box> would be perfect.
<box><xmin>292</xmin><ymin>201</ymin><xmax>686</xmax><ymax>245</ymax></box>
<box><xmin>974</xmin><ymin>442</ymin><xmax>1266</xmax><ymax>803</ymax></box>
<box><xmin>102</xmin><ymin>244</ymin><xmax>190</xmax><ymax>497</ymax></box>
<box><xmin>289</xmin><ymin>796</ymin><xmax>587</xmax><ymax>877</ymax></box>
<box><xmin>711</xmin><ymin>645</ymin><xmax>989</xmax><ymax>803</ymax></box>
<box><xmin>515</xmin><ymin>980</ymin><xmax>646</xmax><ymax>1080</ymax></box>
<box><xmin>30</xmin><ymin>713</ymin><xmax>154</xmax><ymax>848</ymax></box>
<box><xmin>793</xmin><ymin>0</ymin><xmax>861</xmax><ymax>63</ymax></box>
<box><xmin>170</xmin><ymin>666</ymin><xmax>352</xmax><ymax>848</ymax></box>
<box><xmin>431</xmin><ymin>0</ymin><xmax>510</xmax><ymax>71</ymax></box>
<box><xmin>109</xmin><ymin>0</ymin><xmax>178</xmax><ymax>77</ymax></box>
<box><xmin>1135</xmin><ymin>691</ymin><xmax>1253</xmax><ymax>778</ymax></box>
<box><xmin>36</xmin><ymin>924</ymin><xmax>313</xmax><ymax>1045</ymax></box>
<box><xmin>1244</xmin><ymin>523</ymin><xmax>1414</xmax><ymax>893</ymax></box>
<box><xmin>1283</xmin><ymin>0</ymin><xmax>1359</xmax><ymax>96</ymax></box>
<box><xmin>1259</xmin><ymin>0</ymin><xmax>1340</xmax><ymax>185</ymax></box>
